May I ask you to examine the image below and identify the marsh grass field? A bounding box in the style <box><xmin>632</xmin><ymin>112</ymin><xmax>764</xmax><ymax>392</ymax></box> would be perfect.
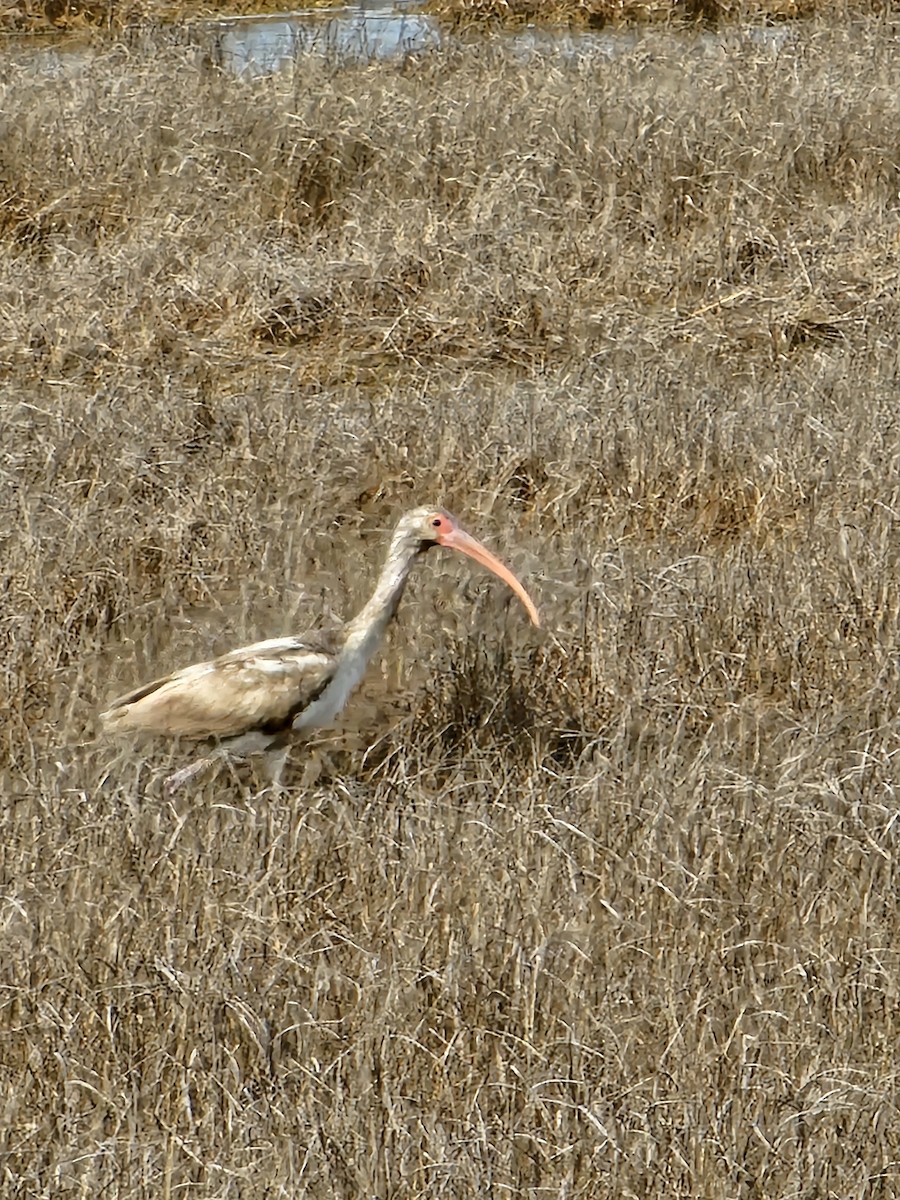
<box><xmin>3</xmin><ymin>11</ymin><xmax>900</xmax><ymax>1196</ymax></box>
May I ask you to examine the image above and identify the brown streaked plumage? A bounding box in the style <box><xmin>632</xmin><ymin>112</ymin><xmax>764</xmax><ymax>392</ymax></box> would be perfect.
<box><xmin>100</xmin><ymin>506</ymin><xmax>540</xmax><ymax>792</ymax></box>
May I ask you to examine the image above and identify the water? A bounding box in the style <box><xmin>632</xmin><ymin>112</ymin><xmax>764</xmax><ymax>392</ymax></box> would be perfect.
<box><xmin>209</xmin><ymin>0</ymin><xmax>441</xmax><ymax>73</ymax></box>
<box><xmin>2</xmin><ymin>3</ymin><xmax>798</xmax><ymax>81</ymax></box>
<box><xmin>200</xmin><ymin>5</ymin><xmax>796</xmax><ymax>75</ymax></box>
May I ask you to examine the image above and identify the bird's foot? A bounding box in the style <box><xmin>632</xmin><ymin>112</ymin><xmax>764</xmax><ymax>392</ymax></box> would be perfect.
<box><xmin>163</xmin><ymin>756</ymin><xmax>213</xmax><ymax>795</ymax></box>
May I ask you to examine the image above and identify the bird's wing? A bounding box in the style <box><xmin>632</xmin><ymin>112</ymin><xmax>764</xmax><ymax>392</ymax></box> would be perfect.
<box><xmin>100</xmin><ymin>636</ymin><xmax>338</xmax><ymax>740</ymax></box>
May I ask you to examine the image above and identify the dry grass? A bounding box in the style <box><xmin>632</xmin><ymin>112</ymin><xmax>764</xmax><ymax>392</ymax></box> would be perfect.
<box><xmin>3</xmin><ymin>17</ymin><xmax>900</xmax><ymax>1197</ymax></box>
<box><xmin>2</xmin><ymin>0</ymin><xmax>889</xmax><ymax>31</ymax></box>
<box><xmin>429</xmin><ymin>0</ymin><xmax>887</xmax><ymax>30</ymax></box>
<box><xmin>1</xmin><ymin>1</ymin><xmax>337</xmax><ymax>34</ymax></box>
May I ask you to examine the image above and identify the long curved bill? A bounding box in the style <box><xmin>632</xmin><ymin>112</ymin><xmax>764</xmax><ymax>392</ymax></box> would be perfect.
<box><xmin>439</xmin><ymin>528</ymin><xmax>540</xmax><ymax>627</ymax></box>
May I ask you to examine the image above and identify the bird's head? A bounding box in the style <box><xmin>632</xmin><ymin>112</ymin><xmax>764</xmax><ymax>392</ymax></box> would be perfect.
<box><xmin>395</xmin><ymin>506</ymin><xmax>462</xmax><ymax>553</ymax></box>
<box><xmin>393</xmin><ymin>507</ymin><xmax>540</xmax><ymax>626</ymax></box>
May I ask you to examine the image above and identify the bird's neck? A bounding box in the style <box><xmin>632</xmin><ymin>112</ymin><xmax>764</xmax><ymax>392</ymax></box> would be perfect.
<box><xmin>289</xmin><ymin>536</ymin><xmax>420</xmax><ymax>734</ymax></box>
<box><xmin>340</xmin><ymin>534</ymin><xmax>418</xmax><ymax>664</ymax></box>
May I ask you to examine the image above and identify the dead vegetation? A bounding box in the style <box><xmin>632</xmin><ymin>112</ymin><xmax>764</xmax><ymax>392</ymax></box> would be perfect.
<box><xmin>2</xmin><ymin>18</ymin><xmax>900</xmax><ymax>1198</ymax></box>
<box><xmin>0</xmin><ymin>0</ymin><xmax>332</xmax><ymax>33</ymax></box>
<box><xmin>1</xmin><ymin>0</ymin><xmax>888</xmax><ymax>31</ymax></box>
<box><xmin>429</xmin><ymin>0</ymin><xmax>888</xmax><ymax>29</ymax></box>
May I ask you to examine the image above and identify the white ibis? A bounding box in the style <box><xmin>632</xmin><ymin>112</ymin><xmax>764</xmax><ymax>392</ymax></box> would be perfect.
<box><xmin>100</xmin><ymin>507</ymin><xmax>540</xmax><ymax>792</ymax></box>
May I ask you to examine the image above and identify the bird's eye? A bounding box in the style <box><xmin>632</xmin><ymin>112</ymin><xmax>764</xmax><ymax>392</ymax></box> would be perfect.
<box><xmin>431</xmin><ymin>517</ymin><xmax>443</xmax><ymax>528</ymax></box>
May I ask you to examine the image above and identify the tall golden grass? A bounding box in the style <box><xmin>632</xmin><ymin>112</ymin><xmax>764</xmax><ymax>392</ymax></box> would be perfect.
<box><xmin>2</xmin><ymin>16</ymin><xmax>900</xmax><ymax>1196</ymax></box>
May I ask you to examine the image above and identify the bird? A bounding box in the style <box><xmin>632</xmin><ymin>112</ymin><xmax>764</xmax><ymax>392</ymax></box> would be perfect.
<box><xmin>100</xmin><ymin>506</ymin><xmax>540</xmax><ymax>793</ymax></box>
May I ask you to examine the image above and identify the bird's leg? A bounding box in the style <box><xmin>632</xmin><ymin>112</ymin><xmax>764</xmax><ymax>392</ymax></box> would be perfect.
<box><xmin>163</xmin><ymin>755</ymin><xmax>214</xmax><ymax>795</ymax></box>
<box><xmin>263</xmin><ymin>743</ymin><xmax>291</xmax><ymax>794</ymax></box>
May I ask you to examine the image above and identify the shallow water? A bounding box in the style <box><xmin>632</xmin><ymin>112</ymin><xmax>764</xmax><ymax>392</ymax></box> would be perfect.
<box><xmin>1</xmin><ymin>4</ymin><xmax>798</xmax><ymax>82</ymax></box>
<box><xmin>207</xmin><ymin>5</ymin><xmax>794</xmax><ymax>74</ymax></box>
<box><xmin>210</xmin><ymin>0</ymin><xmax>441</xmax><ymax>71</ymax></box>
